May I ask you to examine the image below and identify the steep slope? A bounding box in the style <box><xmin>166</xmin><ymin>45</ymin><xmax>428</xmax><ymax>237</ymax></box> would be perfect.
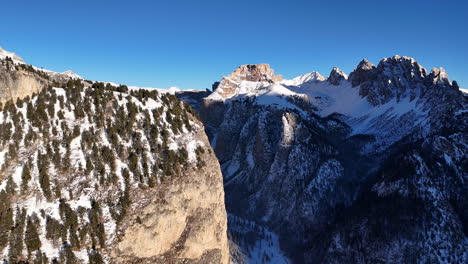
<box><xmin>0</xmin><ymin>56</ymin><xmax>229</xmax><ymax>263</ymax></box>
<box><xmin>179</xmin><ymin>58</ymin><xmax>467</xmax><ymax>263</ymax></box>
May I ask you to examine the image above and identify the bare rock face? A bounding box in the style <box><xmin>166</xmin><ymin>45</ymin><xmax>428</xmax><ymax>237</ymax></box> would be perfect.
<box><xmin>0</xmin><ymin>49</ymin><xmax>85</xmax><ymax>104</ymax></box>
<box><xmin>227</xmin><ymin>64</ymin><xmax>283</xmax><ymax>83</ymax></box>
<box><xmin>348</xmin><ymin>59</ymin><xmax>375</xmax><ymax>87</ymax></box>
<box><xmin>328</xmin><ymin>67</ymin><xmax>347</xmax><ymax>85</ymax></box>
<box><xmin>214</xmin><ymin>64</ymin><xmax>283</xmax><ymax>98</ymax></box>
<box><xmin>111</xmin><ymin>127</ymin><xmax>229</xmax><ymax>264</ymax></box>
<box><xmin>0</xmin><ymin>64</ymin><xmax>49</xmax><ymax>103</ymax></box>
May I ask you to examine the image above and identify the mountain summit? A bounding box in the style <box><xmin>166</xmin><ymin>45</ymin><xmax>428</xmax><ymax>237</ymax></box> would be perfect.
<box><xmin>212</xmin><ymin>64</ymin><xmax>283</xmax><ymax>99</ymax></box>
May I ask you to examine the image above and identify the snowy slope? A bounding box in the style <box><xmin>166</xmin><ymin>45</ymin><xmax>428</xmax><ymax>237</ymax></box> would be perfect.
<box><xmin>0</xmin><ymin>46</ymin><xmax>183</xmax><ymax>94</ymax></box>
<box><xmin>0</xmin><ymin>46</ymin><xmax>25</xmax><ymax>63</ymax></box>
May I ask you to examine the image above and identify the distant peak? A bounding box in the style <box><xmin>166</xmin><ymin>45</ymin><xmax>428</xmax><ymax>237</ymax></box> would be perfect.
<box><xmin>228</xmin><ymin>64</ymin><xmax>283</xmax><ymax>83</ymax></box>
<box><xmin>328</xmin><ymin>67</ymin><xmax>347</xmax><ymax>85</ymax></box>
<box><xmin>357</xmin><ymin>59</ymin><xmax>375</xmax><ymax>70</ymax></box>
<box><xmin>210</xmin><ymin>64</ymin><xmax>283</xmax><ymax>99</ymax></box>
<box><xmin>56</xmin><ymin>70</ymin><xmax>83</xmax><ymax>80</ymax></box>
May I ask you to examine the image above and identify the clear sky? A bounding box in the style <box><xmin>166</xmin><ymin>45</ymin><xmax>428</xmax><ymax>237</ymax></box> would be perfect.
<box><xmin>1</xmin><ymin>0</ymin><xmax>466</xmax><ymax>90</ymax></box>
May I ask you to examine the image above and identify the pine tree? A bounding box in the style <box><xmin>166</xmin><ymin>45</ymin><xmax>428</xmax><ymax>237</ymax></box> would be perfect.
<box><xmin>34</xmin><ymin>249</ymin><xmax>49</xmax><ymax>264</ymax></box>
<box><xmin>88</xmin><ymin>248</ymin><xmax>104</xmax><ymax>264</ymax></box>
<box><xmin>21</xmin><ymin>165</ymin><xmax>31</xmax><ymax>193</ymax></box>
<box><xmin>88</xmin><ymin>200</ymin><xmax>106</xmax><ymax>248</ymax></box>
<box><xmin>25</xmin><ymin>217</ymin><xmax>42</xmax><ymax>256</ymax></box>
<box><xmin>69</xmin><ymin>228</ymin><xmax>80</xmax><ymax>249</ymax></box>
<box><xmin>8</xmin><ymin>207</ymin><xmax>27</xmax><ymax>263</ymax></box>
<box><xmin>0</xmin><ymin>190</ymin><xmax>13</xmax><ymax>249</ymax></box>
<box><xmin>38</xmin><ymin>157</ymin><xmax>52</xmax><ymax>200</ymax></box>
<box><xmin>45</xmin><ymin>216</ymin><xmax>61</xmax><ymax>244</ymax></box>
<box><xmin>5</xmin><ymin>176</ymin><xmax>16</xmax><ymax>195</ymax></box>
<box><xmin>59</xmin><ymin>243</ymin><xmax>78</xmax><ymax>264</ymax></box>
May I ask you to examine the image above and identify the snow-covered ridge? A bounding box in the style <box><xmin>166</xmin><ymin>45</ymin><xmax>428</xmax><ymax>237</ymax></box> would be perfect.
<box><xmin>0</xmin><ymin>46</ymin><xmax>25</xmax><ymax>63</ymax></box>
<box><xmin>0</xmin><ymin>46</ymin><xmax>183</xmax><ymax>93</ymax></box>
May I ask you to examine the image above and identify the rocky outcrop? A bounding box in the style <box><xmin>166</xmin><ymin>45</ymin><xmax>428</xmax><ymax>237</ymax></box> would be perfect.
<box><xmin>213</xmin><ymin>64</ymin><xmax>282</xmax><ymax>99</ymax></box>
<box><xmin>227</xmin><ymin>64</ymin><xmax>283</xmax><ymax>83</ymax></box>
<box><xmin>112</xmin><ymin>128</ymin><xmax>229</xmax><ymax>264</ymax></box>
<box><xmin>0</xmin><ymin>64</ymin><xmax>49</xmax><ymax>103</ymax></box>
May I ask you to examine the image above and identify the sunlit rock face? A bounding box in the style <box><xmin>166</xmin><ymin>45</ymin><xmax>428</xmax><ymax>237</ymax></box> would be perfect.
<box><xmin>213</xmin><ymin>64</ymin><xmax>283</xmax><ymax>99</ymax></box>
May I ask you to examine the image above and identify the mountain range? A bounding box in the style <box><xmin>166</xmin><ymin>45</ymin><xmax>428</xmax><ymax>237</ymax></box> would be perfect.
<box><xmin>0</xmin><ymin>46</ymin><xmax>466</xmax><ymax>263</ymax></box>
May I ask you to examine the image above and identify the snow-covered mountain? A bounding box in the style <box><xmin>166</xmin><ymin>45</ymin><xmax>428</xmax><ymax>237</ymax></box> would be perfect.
<box><xmin>0</xmin><ymin>48</ymin><xmax>229</xmax><ymax>263</ymax></box>
<box><xmin>179</xmin><ymin>57</ymin><xmax>467</xmax><ymax>263</ymax></box>
<box><xmin>1</xmin><ymin>44</ymin><xmax>466</xmax><ymax>264</ymax></box>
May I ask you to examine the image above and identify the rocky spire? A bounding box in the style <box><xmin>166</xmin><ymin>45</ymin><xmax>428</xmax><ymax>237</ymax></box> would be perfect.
<box><xmin>428</xmin><ymin>67</ymin><xmax>450</xmax><ymax>86</ymax></box>
<box><xmin>348</xmin><ymin>59</ymin><xmax>376</xmax><ymax>87</ymax></box>
<box><xmin>328</xmin><ymin>67</ymin><xmax>347</xmax><ymax>85</ymax></box>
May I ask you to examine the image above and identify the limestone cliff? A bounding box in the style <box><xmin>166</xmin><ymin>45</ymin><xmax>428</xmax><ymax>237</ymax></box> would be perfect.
<box><xmin>0</xmin><ymin>64</ymin><xmax>49</xmax><ymax>104</ymax></box>
<box><xmin>112</xmin><ymin>127</ymin><xmax>229</xmax><ymax>264</ymax></box>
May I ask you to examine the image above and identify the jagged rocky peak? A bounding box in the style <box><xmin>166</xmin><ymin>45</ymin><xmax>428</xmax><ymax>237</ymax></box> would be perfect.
<box><xmin>328</xmin><ymin>66</ymin><xmax>347</xmax><ymax>85</ymax></box>
<box><xmin>348</xmin><ymin>59</ymin><xmax>376</xmax><ymax>87</ymax></box>
<box><xmin>378</xmin><ymin>55</ymin><xmax>427</xmax><ymax>80</ymax></box>
<box><xmin>347</xmin><ymin>55</ymin><xmax>457</xmax><ymax>106</ymax></box>
<box><xmin>358</xmin><ymin>58</ymin><xmax>375</xmax><ymax>70</ymax></box>
<box><xmin>227</xmin><ymin>63</ymin><xmax>283</xmax><ymax>83</ymax></box>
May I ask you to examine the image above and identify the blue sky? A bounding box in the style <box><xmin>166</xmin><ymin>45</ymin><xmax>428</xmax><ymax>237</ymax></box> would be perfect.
<box><xmin>1</xmin><ymin>0</ymin><xmax>466</xmax><ymax>89</ymax></box>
